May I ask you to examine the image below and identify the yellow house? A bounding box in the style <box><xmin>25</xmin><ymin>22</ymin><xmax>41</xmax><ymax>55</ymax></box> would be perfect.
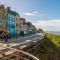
<box><xmin>16</xmin><ymin>16</ymin><xmax>20</xmax><ymax>35</ymax></box>
<box><xmin>0</xmin><ymin>5</ymin><xmax>7</xmax><ymax>32</ymax></box>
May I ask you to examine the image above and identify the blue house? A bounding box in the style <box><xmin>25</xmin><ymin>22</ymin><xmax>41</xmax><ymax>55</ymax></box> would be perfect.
<box><xmin>7</xmin><ymin>14</ymin><xmax>16</xmax><ymax>36</ymax></box>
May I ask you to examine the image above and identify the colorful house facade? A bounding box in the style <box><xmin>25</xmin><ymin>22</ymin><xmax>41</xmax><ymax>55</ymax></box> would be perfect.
<box><xmin>0</xmin><ymin>5</ymin><xmax>7</xmax><ymax>32</ymax></box>
<box><xmin>16</xmin><ymin>15</ymin><xmax>20</xmax><ymax>35</ymax></box>
<box><xmin>7</xmin><ymin>14</ymin><xmax>16</xmax><ymax>36</ymax></box>
<box><xmin>20</xmin><ymin>18</ymin><xmax>28</xmax><ymax>35</ymax></box>
<box><xmin>6</xmin><ymin>7</ymin><xmax>17</xmax><ymax>36</ymax></box>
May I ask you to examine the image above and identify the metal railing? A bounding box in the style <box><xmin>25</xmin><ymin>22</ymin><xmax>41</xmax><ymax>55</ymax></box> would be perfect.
<box><xmin>0</xmin><ymin>48</ymin><xmax>39</xmax><ymax>60</ymax></box>
<box><xmin>19</xmin><ymin>50</ymin><xmax>39</xmax><ymax>60</ymax></box>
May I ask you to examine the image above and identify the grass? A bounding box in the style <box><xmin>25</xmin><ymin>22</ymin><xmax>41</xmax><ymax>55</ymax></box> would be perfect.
<box><xmin>35</xmin><ymin>33</ymin><xmax>60</xmax><ymax>60</ymax></box>
<box><xmin>47</xmin><ymin>33</ymin><xmax>60</xmax><ymax>47</ymax></box>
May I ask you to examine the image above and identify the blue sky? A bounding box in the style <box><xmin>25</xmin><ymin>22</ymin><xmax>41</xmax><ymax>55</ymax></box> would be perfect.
<box><xmin>0</xmin><ymin>0</ymin><xmax>60</xmax><ymax>31</ymax></box>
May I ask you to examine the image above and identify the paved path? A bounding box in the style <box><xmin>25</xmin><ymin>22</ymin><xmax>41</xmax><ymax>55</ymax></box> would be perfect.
<box><xmin>0</xmin><ymin>33</ymin><xmax>44</xmax><ymax>51</ymax></box>
<box><xmin>8</xmin><ymin>33</ymin><xmax>44</xmax><ymax>43</ymax></box>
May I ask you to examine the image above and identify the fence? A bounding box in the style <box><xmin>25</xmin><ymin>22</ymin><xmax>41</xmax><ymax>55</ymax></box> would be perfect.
<box><xmin>0</xmin><ymin>48</ymin><xmax>39</xmax><ymax>60</ymax></box>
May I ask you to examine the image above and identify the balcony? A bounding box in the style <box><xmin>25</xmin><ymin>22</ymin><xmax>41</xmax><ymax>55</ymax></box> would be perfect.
<box><xmin>0</xmin><ymin>48</ymin><xmax>39</xmax><ymax>60</ymax></box>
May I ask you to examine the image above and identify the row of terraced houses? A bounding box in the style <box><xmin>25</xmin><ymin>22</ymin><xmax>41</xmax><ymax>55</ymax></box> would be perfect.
<box><xmin>0</xmin><ymin>4</ymin><xmax>37</xmax><ymax>37</ymax></box>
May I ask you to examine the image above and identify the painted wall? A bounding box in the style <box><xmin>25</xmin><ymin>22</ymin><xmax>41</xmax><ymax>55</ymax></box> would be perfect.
<box><xmin>7</xmin><ymin>14</ymin><xmax>16</xmax><ymax>36</ymax></box>
<box><xmin>16</xmin><ymin>16</ymin><xmax>20</xmax><ymax>35</ymax></box>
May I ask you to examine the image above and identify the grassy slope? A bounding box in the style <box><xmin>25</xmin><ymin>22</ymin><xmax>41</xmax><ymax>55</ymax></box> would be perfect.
<box><xmin>35</xmin><ymin>33</ymin><xmax>60</xmax><ymax>60</ymax></box>
<box><xmin>47</xmin><ymin>33</ymin><xmax>60</xmax><ymax>47</ymax></box>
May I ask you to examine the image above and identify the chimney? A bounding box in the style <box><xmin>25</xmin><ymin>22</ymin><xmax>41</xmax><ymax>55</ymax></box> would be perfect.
<box><xmin>6</xmin><ymin>7</ymin><xmax>10</xmax><ymax>12</ymax></box>
<box><xmin>0</xmin><ymin>5</ymin><xmax>4</xmax><ymax>9</ymax></box>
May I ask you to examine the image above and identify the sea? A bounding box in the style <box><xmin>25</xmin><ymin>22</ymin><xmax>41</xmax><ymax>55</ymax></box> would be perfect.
<box><xmin>46</xmin><ymin>31</ymin><xmax>60</xmax><ymax>36</ymax></box>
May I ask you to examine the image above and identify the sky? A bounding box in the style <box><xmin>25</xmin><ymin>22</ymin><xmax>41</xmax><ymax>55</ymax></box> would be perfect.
<box><xmin>0</xmin><ymin>0</ymin><xmax>60</xmax><ymax>31</ymax></box>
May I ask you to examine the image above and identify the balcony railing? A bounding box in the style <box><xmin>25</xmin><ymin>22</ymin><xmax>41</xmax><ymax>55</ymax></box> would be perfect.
<box><xmin>0</xmin><ymin>48</ymin><xmax>39</xmax><ymax>60</ymax></box>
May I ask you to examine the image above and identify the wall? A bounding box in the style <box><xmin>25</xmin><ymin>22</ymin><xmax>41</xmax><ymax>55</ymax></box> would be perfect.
<box><xmin>0</xmin><ymin>5</ymin><xmax>7</xmax><ymax>32</ymax></box>
<box><xmin>7</xmin><ymin>14</ymin><xmax>16</xmax><ymax>36</ymax></box>
<box><xmin>16</xmin><ymin>16</ymin><xmax>20</xmax><ymax>35</ymax></box>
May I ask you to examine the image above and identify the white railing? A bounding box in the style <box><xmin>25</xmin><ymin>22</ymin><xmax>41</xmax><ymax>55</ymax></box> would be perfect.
<box><xmin>19</xmin><ymin>50</ymin><xmax>39</xmax><ymax>60</ymax></box>
<box><xmin>0</xmin><ymin>48</ymin><xmax>39</xmax><ymax>60</ymax></box>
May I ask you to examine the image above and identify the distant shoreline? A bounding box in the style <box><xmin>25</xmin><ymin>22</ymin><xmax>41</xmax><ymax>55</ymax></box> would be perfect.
<box><xmin>45</xmin><ymin>31</ymin><xmax>60</xmax><ymax>36</ymax></box>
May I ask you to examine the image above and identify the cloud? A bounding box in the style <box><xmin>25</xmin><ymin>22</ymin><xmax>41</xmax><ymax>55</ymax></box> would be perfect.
<box><xmin>33</xmin><ymin>12</ymin><xmax>39</xmax><ymax>14</ymax></box>
<box><xmin>24</xmin><ymin>12</ymin><xmax>35</xmax><ymax>16</ymax></box>
<box><xmin>24</xmin><ymin>12</ymin><xmax>45</xmax><ymax>17</ymax></box>
<box><xmin>33</xmin><ymin>19</ymin><xmax>60</xmax><ymax>31</ymax></box>
<box><xmin>24</xmin><ymin>11</ymin><xmax>39</xmax><ymax>16</ymax></box>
